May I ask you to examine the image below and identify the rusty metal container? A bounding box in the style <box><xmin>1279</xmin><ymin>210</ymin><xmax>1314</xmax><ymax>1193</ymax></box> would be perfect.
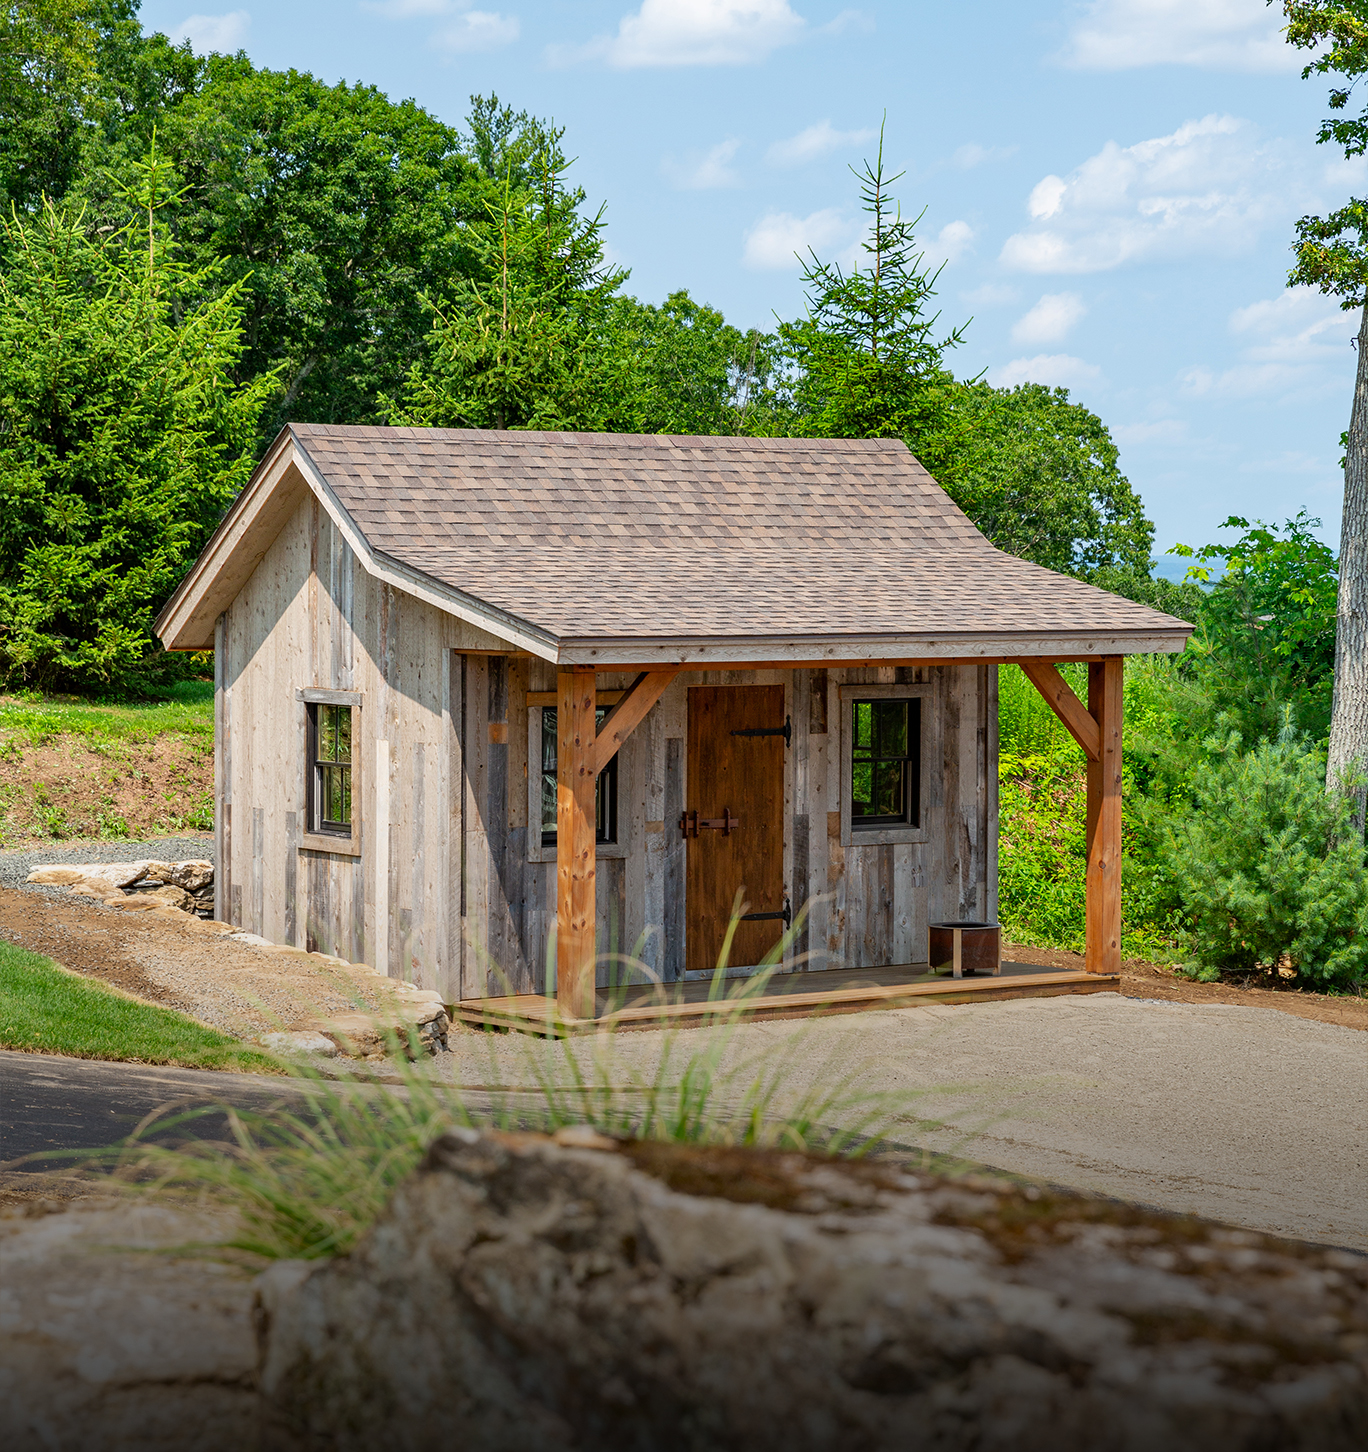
<box><xmin>928</xmin><ymin>922</ymin><xmax>1001</xmax><ymax>978</ymax></box>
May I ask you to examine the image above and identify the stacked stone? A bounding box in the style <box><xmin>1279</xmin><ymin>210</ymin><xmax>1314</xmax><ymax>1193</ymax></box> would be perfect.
<box><xmin>27</xmin><ymin>860</ymin><xmax>214</xmax><ymax>916</ymax></box>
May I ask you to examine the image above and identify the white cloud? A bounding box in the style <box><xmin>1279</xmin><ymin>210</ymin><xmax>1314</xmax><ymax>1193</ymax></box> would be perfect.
<box><xmin>361</xmin><ymin>0</ymin><xmax>519</xmax><ymax>51</ymax></box>
<box><xmin>989</xmin><ymin>354</ymin><xmax>1102</xmax><ymax>390</ymax></box>
<box><xmin>361</xmin><ymin>0</ymin><xmax>454</xmax><ymax>15</ymax></box>
<box><xmin>1011</xmin><ymin>292</ymin><xmax>1087</xmax><ymax>345</ymax></box>
<box><xmin>962</xmin><ymin>282</ymin><xmax>1020</xmax><ymax>308</ymax></box>
<box><xmin>583</xmin><ymin>0</ymin><xmax>806</xmax><ymax>68</ymax></box>
<box><xmin>436</xmin><ymin>10</ymin><xmax>519</xmax><ymax>51</ymax></box>
<box><xmin>1113</xmin><ymin>419</ymin><xmax>1188</xmax><ymax>446</ymax></box>
<box><xmin>1180</xmin><ymin>286</ymin><xmax>1357</xmax><ymax>399</ymax></box>
<box><xmin>1061</xmin><ymin>0</ymin><xmax>1297</xmax><ymax>73</ymax></box>
<box><xmin>818</xmin><ymin>9</ymin><xmax>874</xmax><ymax>37</ymax></box>
<box><xmin>664</xmin><ymin>138</ymin><xmax>742</xmax><ymax>189</ymax></box>
<box><xmin>168</xmin><ymin>10</ymin><xmax>249</xmax><ymax>53</ymax></box>
<box><xmin>766</xmin><ymin>120</ymin><xmax>877</xmax><ymax>167</ymax></box>
<box><xmin>923</xmin><ymin>219</ymin><xmax>975</xmax><ymax>267</ymax></box>
<box><xmin>742</xmin><ymin>208</ymin><xmax>850</xmax><ymax>269</ymax></box>
<box><xmin>1229</xmin><ymin>285</ymin><xmax>1357</xmax><ymax>363</ymax></box>
<box><xmin>1000</xmin><ymin>114</ymin><xmax>1298</xmax><ymax>274</ymax></box>
<box><xmin>952</xmin><ymin>142</ymin><xmax>1016</xmax><ymax>169</ymax></box>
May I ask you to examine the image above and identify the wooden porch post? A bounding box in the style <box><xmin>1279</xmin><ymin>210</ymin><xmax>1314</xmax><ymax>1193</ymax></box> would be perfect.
<box><xmin>556</xmin><ymin>667</ymin><xmax>598</xmax><ymax>1019</ymax></box>
<box><xmin>1084</xmin><ymin>656</ymin><xmax>1123</xmax><ymax>975</ymax></box>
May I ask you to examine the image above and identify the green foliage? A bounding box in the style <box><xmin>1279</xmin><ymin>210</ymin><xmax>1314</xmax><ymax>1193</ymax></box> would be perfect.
<box><xmin>0</xmin><ymin>151</ymin><xmax>274</xmax><ymax>691</ymax></box>
<box><xmin>776</xmin><ymin>128</ymin><xmax>968</xmax><ymax>474</ymax></box>
<box><xmin>609</xmin><ymin>290</ymin><xmax>782</xmax><ymax>436</ymax></box>
<box><xmin>1170</xmin><ymin>512</ymin><xmax>1338</xmax><ymax>740</ymax></box>
<box><xmin>0</xmin><ymin>0</ymin><xmax>106</xmax><ymax>208</ymax></box>
<box><xmin>1160</xmin><ymin>726</ymin><xmax>1368</xmax><ymax>987</ymax></box>
<box><xmin>995</xmin><ymin>660</ymin><xmax>1182</xmax><ymax>957</ymax></box>
<box><xmin>1281</xmin><ymin>2</ymin><xmax>1368</xmax><ymax>304</ymax></box>
<box><xmin>944</xmin><ymin>382</ymin><xmax>1155</xmax><ymax>581</ymax></box>
<box><xmin>115</xmin><ymin>64</ymin><xmax>488</xmax><ymax>436</ymax></box>
<box><xmin>386</xmin><ymin>122</ymin><xmax>628</xmax><ymax>432</ymax></box>
<box><xmin>0</xmin><ymin>937</ymin><xmax>275</xmax><ymax>1068</ymax></box>
<box><xmin>0</xmin><ymin>679</ymin><xmax>212</xmax><ymax>747</ymax></box>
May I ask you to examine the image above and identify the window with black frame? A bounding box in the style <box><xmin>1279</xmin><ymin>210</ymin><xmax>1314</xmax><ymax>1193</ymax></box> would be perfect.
<box><xmin>309</xmin><ymin>703</ymin><xmax>352</xmax><ymax>836</ymax></box>
<box><xmin>851</xmin><ymin>698</ymin><xmax>920</xmax><ymax>829</ymax></box>
<box><xmin>540</xmin><ymin>706</ymin><xmax>617</xmax><ymax>846</ymax></box>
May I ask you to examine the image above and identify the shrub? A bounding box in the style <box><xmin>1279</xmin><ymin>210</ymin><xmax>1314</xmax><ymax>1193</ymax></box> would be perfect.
<box><xmin>1162</xmin><ymin>726</ymin><xmax>1368</xmax><ymax>988</ymax></box>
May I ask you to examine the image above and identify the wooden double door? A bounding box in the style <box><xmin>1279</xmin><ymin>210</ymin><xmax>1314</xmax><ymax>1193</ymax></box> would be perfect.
<box><xmin>685</xmin><ymin>686</ymin><xmax>787</xmax><ymax>975</ymax></box>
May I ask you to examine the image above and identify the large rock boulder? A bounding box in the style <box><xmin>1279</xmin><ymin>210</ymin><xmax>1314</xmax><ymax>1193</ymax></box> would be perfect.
<box><xmin>0</xmin><ymin>1198</ymin><xmax>259</xmax><ymax>1451</ymax></box>
<box><xmin>257</xmin><ymin>1130</ymin><xmax>1368</xmax><ymax>1452</ymax></box>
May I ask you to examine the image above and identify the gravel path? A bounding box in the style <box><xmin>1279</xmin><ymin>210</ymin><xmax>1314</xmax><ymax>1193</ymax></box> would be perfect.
<box><xmin>433</xmin><ymin>992</ymin><xmax>1368</xmax><ymax>1251</ymax></box>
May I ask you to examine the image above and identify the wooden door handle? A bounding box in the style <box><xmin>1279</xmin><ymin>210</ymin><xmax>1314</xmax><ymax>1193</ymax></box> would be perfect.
<box><xmin>679</xmin><ymin>807</ymin><xmax>741</xmax><ymax>838</ymax></box>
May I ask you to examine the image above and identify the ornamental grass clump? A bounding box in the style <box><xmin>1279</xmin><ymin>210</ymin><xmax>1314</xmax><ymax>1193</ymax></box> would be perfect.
<box><xmin>1164</xmin><ymin>725</ymin><xmax>1368</xmax><ymax>989</ymax></box>
<box><xmin>80</xmin><ymin>912</ymin><xmax>933</xmax><ymax>1262</ymax></box>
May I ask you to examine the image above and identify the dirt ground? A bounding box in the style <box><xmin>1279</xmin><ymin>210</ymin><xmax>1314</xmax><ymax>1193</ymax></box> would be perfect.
<box><xmin>0</xmin><ymin>736</ymin><xmax>213</xmax><ymax>844</ymax></box>
<box><xmin>0</xmin><ymin>886</ymin><xmax>404</xmax><ymax>1040</ymax></box>
<box><xmin>1</xmin><ymin>882</ymin><xmax>1362</xmax><ymax>1040</ymax></box>
<box><xmin>1003</xmin><ymin>939</ymin><xmax>1368</xmax><ymax>1032</ymax></box>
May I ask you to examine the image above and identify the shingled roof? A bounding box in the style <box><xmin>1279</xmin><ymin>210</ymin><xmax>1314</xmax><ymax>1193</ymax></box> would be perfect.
<box><xmin>157</xmin><ymin>424</ymin><xmax>1192</xmax><ymax>664</ymax></box>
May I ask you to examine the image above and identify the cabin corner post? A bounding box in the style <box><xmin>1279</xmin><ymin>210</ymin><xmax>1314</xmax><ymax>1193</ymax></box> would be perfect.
<box><xmin>1084</xmin><ymin>656</ymin><xmax>1123</xmax><ymax>974</ymax></box>
<box><xmin>556</xmin><ymin>667</ymin><xmax>598</xmax><ymax>1019</ymax></box>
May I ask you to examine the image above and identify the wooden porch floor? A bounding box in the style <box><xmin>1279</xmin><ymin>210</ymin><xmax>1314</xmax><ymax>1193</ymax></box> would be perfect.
<box><xmin>452</xmin><ymin>961</ymin><xmax>1120</xmax><ymax>1035</ymax></box>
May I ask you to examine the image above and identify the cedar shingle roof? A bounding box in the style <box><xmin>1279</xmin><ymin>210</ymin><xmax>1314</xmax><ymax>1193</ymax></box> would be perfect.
<box><xmin>287</xmin><ymin>424</ymin><xmax>1189</xmax><ymax>660</ymax></box>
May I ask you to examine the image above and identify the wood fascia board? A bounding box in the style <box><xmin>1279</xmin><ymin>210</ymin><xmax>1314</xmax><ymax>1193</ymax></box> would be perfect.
<box><xmin>587</xmin><ymin>670</ymin><xmax>678</xmax><ymax>776</ymax></box>
<box><xmin>288</xmin><ymin>443</ymin><xmax>560</xmax><ymax>662</ymax></box>
<box><xmin>1019</xmin><ymin>661</ymin><xmax>1101</xmax><ymax>761</ymax></box>
<box><xmin>555</xmin><ymin>631</ymin><xmax>1192</xmax><ymax>668</ymax></box>
<box><xmin>154</xmin><ymin>430</ymin><xmax>303</xmax><ymax>649</ymax></box>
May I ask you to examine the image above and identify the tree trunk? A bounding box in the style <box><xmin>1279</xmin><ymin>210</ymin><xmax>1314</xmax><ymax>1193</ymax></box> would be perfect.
<box><xmin>1326</xmin><ymin>299</ymin><xmax>1368</xmax><ymax>832</ymax></box>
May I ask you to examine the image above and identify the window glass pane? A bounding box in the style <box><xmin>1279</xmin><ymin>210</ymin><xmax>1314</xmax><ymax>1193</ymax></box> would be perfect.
<box><xmin>852</xmin><ymin>759</ymin><xmax>873</xmax><ymax>816</ymax></box>
<box><xmin>874</xmin><ymin>700</ymin><xmax>907</xmax><ymax>757</ymax></box>
<box><xmin>335</xmin><ymin>707</ymin><xmax>351</xmax><ymax>764</ymax></box>
<box><xmin>542</xmin><ymin>708</ymin><xmax>557</xmax><ymax>775</ymax></box>
<box><xmin>541</xmin><ymin>704</ymin><xmax>616</xmax><ymax>844</ymax></box>
<box><xmin>851</xmin><ymin>697</ymin><xmax>919</xmax><ymax>829</ymax></box>
<box><xmin>874</xmin><ymin>760</ymin><xmax>904</xmax><ymax>818</ymax></box>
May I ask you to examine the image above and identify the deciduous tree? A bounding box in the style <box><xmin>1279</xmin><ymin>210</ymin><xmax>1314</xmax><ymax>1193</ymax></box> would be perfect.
<box><xmin>1282</xmin><ymin>0</ymin><xmax>1368</xmax><ymax>825</ymax></box>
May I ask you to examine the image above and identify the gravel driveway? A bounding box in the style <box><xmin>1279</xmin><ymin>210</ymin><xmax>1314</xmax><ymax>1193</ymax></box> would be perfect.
<box><xmin>434</xmin><ymin>991</ymin><xmax>1368</xmax><ymax>1251</ymax></box>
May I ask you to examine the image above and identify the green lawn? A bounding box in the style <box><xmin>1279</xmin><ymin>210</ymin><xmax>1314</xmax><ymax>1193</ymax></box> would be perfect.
<box><xmin>0</xmin><ymin>679</ymin><xmax>214</xmax><ymax>749</ymax></box>
<box><xmin>0</xmin><ymin>939</ymin><xmax>278</xmax><ymax>1072</ymax></box>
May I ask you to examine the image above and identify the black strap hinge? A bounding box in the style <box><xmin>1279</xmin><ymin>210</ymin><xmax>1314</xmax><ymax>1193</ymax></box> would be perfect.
<box><xmin>739</xmin><ymin>896</ymin><xmax>792</xmax><ymax>929</ymax></box>
<box><xmin>731</xmin><ymin>714</ymin><xmax>791</xmax><ymax>747</ymax></box>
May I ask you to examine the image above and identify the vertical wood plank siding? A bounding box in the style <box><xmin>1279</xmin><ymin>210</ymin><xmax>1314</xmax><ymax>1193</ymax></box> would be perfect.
<box><xmin>218</xmin><ymin>509</ymin><xmax>1000</xmax><ymax>995</ymax></box>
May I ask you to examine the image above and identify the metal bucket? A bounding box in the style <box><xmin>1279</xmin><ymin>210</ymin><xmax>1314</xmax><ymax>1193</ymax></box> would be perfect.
<box><xmin>928</xmin><ymin>922</ymin><xmax>1001</xmax><ymax>978</ymax></box>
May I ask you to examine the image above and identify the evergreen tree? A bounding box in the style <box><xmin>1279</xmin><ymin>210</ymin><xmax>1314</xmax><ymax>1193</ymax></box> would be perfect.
<box><xmin>386</xmin><ymin>126</ymin><xmax>628</xmax><ymax>431</ymax></box>
<box><xmin>777</xmin><ymin>125</ymin><xmax>969</xmax><ymax>475</ymax></box>
<box><xmin>0</xmin><ymin>145</ymin><xmax>276</xmax><ymax>689</ymax></box>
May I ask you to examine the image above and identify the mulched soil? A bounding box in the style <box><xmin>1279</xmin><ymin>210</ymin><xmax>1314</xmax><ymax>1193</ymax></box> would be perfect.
<box><xmin>1005</xmin><ymin>940</ymin><xmax>1368</xmax><ymax>1033</ymax></box>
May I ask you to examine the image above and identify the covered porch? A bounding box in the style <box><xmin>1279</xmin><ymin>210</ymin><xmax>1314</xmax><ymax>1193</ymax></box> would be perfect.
<box><xmin>459</xmin><ymin>652</ymin><xmax>1124</xmax><ymax>1033</ymax></box>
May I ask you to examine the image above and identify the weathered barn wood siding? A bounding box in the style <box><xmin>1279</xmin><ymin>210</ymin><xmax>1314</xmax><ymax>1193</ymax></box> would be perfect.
<box><xmin>220</xmin><ymin>513</ymin><xmax>997</xmax><ymax>997</ymax></box>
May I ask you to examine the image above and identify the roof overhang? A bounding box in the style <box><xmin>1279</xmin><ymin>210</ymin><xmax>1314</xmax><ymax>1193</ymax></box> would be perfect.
<box><xmin>155</xmin><ymin>429</ymin><xmax>558</xmax><ymax>657</ymax></box>
<box><xmin>554</xmin><ymin>629</ymin><xmax>1192</xmax><ymax>668</ymax></box>
<box><xmin>156</xmin><ymin>426</ymin><xmax>1194</xmax><ymax>666</ymax></box>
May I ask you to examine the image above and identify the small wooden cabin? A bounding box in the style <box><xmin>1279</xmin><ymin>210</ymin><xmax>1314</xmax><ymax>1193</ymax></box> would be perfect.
<box><xmin>156</xmin><ymin>426</ymin><xmax>1190</xmax><ymax>1024</ymax></box>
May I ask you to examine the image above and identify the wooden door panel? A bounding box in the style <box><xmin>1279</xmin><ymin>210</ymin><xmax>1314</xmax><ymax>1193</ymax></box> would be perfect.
<box><xmin>686</xmin><ymin>685</ymin><xmax>785</xmax><ymax>974</ymax></box>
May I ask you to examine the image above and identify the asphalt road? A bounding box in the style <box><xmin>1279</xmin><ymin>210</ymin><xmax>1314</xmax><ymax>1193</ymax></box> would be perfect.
<box><xmin>0</xmin><ymin>1050</ymin><xmax>304</xmax><ymax>1165</ymax></box>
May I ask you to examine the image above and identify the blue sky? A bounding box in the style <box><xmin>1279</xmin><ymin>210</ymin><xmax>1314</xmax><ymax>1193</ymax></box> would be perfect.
<box><xmin>136</xmin><ymin>0</ymin><xmax>1359</xmax><ymax>560</ymax></box>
